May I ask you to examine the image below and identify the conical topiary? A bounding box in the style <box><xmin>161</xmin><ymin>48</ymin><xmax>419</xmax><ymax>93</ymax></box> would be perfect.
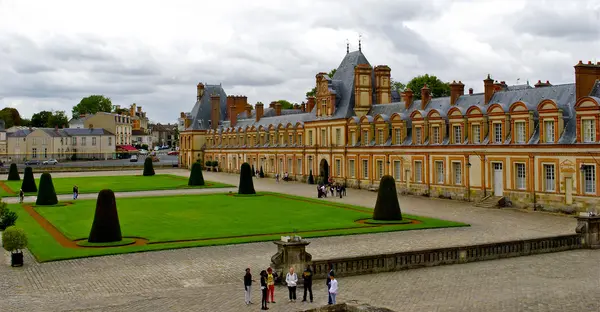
<box><xmin>251</xmin><ymin>164</ymin><xmax>255</xmax><ymax>175</ymax></box>
<box><xmin>238</xmin><ymin>162</ymin><xmax>256</xmax><ymax>195</ymax></box>
<box><xmin>7</xmin><ymin>163</ymin><xmax>19</xmax><ymax>181</ymax></box>
<box><xmin>373</xmin><ymin>175</ymin><xmax>402</xmax><ymax>221</ymax></box>
<box><xmin>308</xmin><ymin>170</ymin><xmax>314</xmax><ymax>184</ymax></box>
<box><xmin>259</xmin><ymin>166</ymin><xmax>265</xmax><ymax>178</ymax></box>
<box><xmin>188</xmin><ymin>162</ymin><xmax>205</xmax><ymax>186</ymax></box>
<box><xmin>35</xmin><ymin>172</ymin><xmax>58</xmax><ymax>206</ymax></box>
<box><xmin>21</xmin><ymin>166</ymin><xmax>37</xmax><ymax>193</ymax></box>
<box><xmin>88</xmin><ymin>189</ymin><xmax>122</xmax><ymax>243</ymax></box>
<box><xmin>143</xmin><ymin>157</ymin><xmax>155</xmax><ymax>176</ymax></box>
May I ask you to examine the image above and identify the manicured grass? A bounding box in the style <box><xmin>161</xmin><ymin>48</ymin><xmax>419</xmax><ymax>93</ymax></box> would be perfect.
<box><xmin>76</xmin><ymin>238</ymin><xmax>136</xmax><ymax>247</ymax></box>
<box><xmin>1</xmin><ymin>174</ymin><xmax>232</xmax><ymax>196</ymax></box>
<box><xmin>12</xmin><ymin>192</ymin><xmax>469</xmax><ymax>262</ymax></box>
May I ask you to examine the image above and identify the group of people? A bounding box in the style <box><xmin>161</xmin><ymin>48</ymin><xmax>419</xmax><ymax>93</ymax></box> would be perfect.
<box><xmin>275</xmin><ymin>172</ymin><xmax>290</xmax><ymax>182</ymax></box>
<box><xmin>317</xmin><ymin>183</ymin><xmax>346</xmax><ymax>198</ymax></box>
<box><xmin>244</xmin><ymin>265</ymin><xmax>338</xmax><ymax>310</ymax></box>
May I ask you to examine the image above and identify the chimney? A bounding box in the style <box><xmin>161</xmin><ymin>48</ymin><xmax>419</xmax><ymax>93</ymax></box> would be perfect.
<box><xmin>245</xmin><ymin>104</ymin><xmax>252</xmax><ymax>117</ymax></box>
<box><xmin>307</xmin><ymin>96</ymin><xmax>316</xmax><ymax>112</ymax></box>
<box><xmin>269</xmin><ymin>101</ymin><xmax>276</xmax><ymax>109</ymax></box>
<box><xmin>130</xmin><ymin>103</ymin><xmax>135</xmax><ymax>116</ymax></box>
<box><xmin>180</xmin><ymin>112</ymin><xmax>186</xmax><ymax>118</ymax></box>
<box><xmin>574</xmin><ymin>60</ymin><xmax>600</xmax><ymax>99</ymax></box>
<box><xmin>402</xmin><ymin>88</ymin><xmax>414</xmax><ymax>110</ymax></box>
<box><xmin>230</xmin><ymin>104</ymin><xmax>237</xmax><ymax>127</ymax></box>
<box><xmin>420</xmin><ymin>84</ymin><xmax>431</xmax><ymax>110</ymax></box>
<box><xmin>137</xmin><ymin>106</ymin><xmax>142</xmax><ymax>113</ymax></box>
<box><xmin>255</xmin><ymin>103</ymin><xmax>264</xmax><ymax>122</ymax></box>
<box><xmin>534</xmin><ymin>80</ymin><xmax>553</xmax><ymax>88</ymax></box>
<box><xmin>469</xmin><ymin>88</ymin><xmax>473</xmax><ymax>95</ymax></box>
<box><xmin>196</xmin><ymin>83</ymin><xmax>205</xmax><ymax>101</ymax></box>
<box><xmin>484</xmin><ymin>74</ymin><xmax>495</xmax><ymax>104</ymax></box>
<box><xmin>274</xmin><ymin>103</ymin><xmax>282</xmax><ymax>116</ymax></box>
<box><xmin>210</xmin><ymin>94</ymin><xmax>220</xmax><ymax>130</ymax></box>
<box><xmin>449</xmin><ymin>80</ymin><xmax>465</xmax><ymax>106</ymax></box>
<box><xmin>374</xmin><ymin>65</ymin><xmax>392</xmax><ymax>104</ymax></box>
<box><xmin>301</xmin><ymin>102</ymin><xmax>306</xmax><ymax>112</ymax></box>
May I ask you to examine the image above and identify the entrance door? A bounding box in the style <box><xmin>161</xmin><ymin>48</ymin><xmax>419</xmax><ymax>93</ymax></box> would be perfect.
<box><xmin>319</xmin><ymin>159</ymin><xmax>329</xmax><ymax>183</ymax></box>
<box><xmin>493</xmin><ymin>163</ymin><xmax>503</xmax><ymax>196</ymax></box>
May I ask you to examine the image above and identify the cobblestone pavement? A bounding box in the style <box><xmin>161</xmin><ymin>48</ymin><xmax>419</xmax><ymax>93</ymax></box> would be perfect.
<box><xmin>0</xmin><ymin>170</ymin><xmax>589</xmax><ymax>311</ymax></box>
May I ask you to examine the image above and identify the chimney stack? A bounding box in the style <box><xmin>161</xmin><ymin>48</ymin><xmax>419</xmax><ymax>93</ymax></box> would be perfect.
<box><xmin>420</xmin><ymin>84</ymin><xmax>431</xmax><ymax>110</ymax></box>
<box><xmin>245</xmin><ymin>104</ymin><xmax>252</xmax><ymax>117</ymax></box>
<box><xmin>402</xmin><ymin>88</ymin><xmax>414</xmax><ymax>110</ymax></box>
<box><xmin>180</xmin><ymin>112</ymin><xmax>186</xmax><ymax>118</ymax></box>
<box><xmin>274</xmin><ymin>103</ymin><xmax>282</xmax><ymax>116</ymax></box>
<box><xmin>269</xmin><ymin>101</ymin><xmax>276</xmax><ymax>109</ymax></box>
<box><xmin>484</xmin><ymin>74</ymin><xmax>495</xmax><ymax>104</ymax></box>
<box><xmin>255</xmin><ymin>103</ymin><xmax>264</xmax><ymax>122</ymax></box>
<box><xmin>196</xmin><ymin>83</ymin><xmax>205</xmax><ymax>101</ymax></box>
<box><xmin>534</xmin><ymin>80</ymin><xmax>553</xmax><ymax>88</ymax></box>
<box><xmin>230</xmin><ymin>104</ymin><xmax>237</xmax><ymax>127</ymax></box>
<box><xmin>307</xmin><ymin>96</ymin><xmax>316</xmax><ymax>112</ymax></box>
<box><xmin>449</xmin><ymin>80</ymin><xmax>465</xmax><ymax>106</ymax></box>
<box><xmin>210</xmin><ymin>94</ymin><xmax>220</xmax><ymax>130</ymax></box>
<box><xmin>137</xmin><ymin>106</ymin><xmax>142</xmax><ymax>113</ymax></box>
<box><xmin>469</xmin><ymin>88</ymin><xmax>473</xmax><ymax>95</ymax></box>
<box><xmin>301</xmin><ymin>102</ymin><xmax>306</xmax><ymax>112</ymax></box>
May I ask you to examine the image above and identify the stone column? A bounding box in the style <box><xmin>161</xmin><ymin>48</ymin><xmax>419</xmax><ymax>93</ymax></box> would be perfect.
<box><xmin>270</xmin><ymin>237</ymin><xmax>312</xmax><ymax>285</ymax></box>
<box><xmin>576</xmin><ymin>215</ymin><xmax>600</xmax><ymax>249</ymax></box>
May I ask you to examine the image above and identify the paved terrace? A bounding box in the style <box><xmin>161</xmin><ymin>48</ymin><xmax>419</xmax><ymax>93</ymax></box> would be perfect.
<box><xmin>1</xmin><ymin>169</ymin><xmax>592</xmax><ymax>312</ymax></box>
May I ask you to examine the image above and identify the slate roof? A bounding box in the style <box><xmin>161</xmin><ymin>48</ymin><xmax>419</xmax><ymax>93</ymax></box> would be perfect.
<box><xmin>7</xmin><ymin>129</ymin><xmax>33</xmax><ymax>137</ymax></box>
<box><xmin>62</xmin><ymin>128</ymin><xmax>114</xmax><ymax>136</ymax></box>
<box><xmin>187</xmin><ymin>84</ymin><xmax>228</xmax><ymax>130</ymax></box>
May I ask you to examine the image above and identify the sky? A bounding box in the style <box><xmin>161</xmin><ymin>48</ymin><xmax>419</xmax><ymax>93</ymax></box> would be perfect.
<box><xmin>0</xmin><ymin>0</ymin><xmax>599</xmax><ymax>124</ymax></box>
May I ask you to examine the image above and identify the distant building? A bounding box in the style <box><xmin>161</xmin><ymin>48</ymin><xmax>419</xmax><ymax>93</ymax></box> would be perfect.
<box><xmin>149</xmin><ymin>123</ymin><xmax>177</xmax><ymax>147</ymax></box>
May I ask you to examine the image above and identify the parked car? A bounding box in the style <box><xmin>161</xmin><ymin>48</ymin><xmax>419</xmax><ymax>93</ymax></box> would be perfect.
<box><xmin>43</xmin><ymin>159</ymin><xmax>58</xmax><ymax>165</ymax></box>
<box><xmin>139</xmin><ymin>149</ymin><xmax>149</xmax><ymax>155</ymax></box>
<box><xmin>167</xmin><ymin>151</ymin><xmax>179</xmax><ymax>156</ymax></box>
<box><xmin>24</xmin><ymin>160</ymin><xmax>40</xmax><ymax>165</ymax></box>
<box><xmin>130</xmin><ymin>155</ymin><xmax>138</xmax><ymax>162</ymax></box>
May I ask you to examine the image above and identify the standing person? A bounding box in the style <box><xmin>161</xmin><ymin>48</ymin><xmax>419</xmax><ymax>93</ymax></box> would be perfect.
<box><xmin>73</xmin><ymin>185</ymin><xmax>79</xmax><ymax>200</ymax></box>
<box><xmin>285</xmin><ymin>267</ymin><xmax>298</xmax><ymax>302</ymax></box>
<box><xmin>260</xmin><ymin>270</ymin><xmax>269</xmax><ymax>310</ymax></box>
<box><xmin>244</xmin><ymin>268</ymin><xmax>255</xmax><ymax>305</ymax></box>
<box><xmin>19</xmin><ymin>189</ymin><xmax>24</xmax><ymax>203</ymax></box>
<box><xmin>266</xmin><ymin>267</ymin><xmax>276</xmax><ymax>303</ymax></box>
<box><xmin>301</xmin><ymin>265</ymin><xmax>313</xmax><ymax>303</ymax></box>
<box><xmin>326</xmin><ymin>264</ymin><xmax>335</xmax><ymax>304</ymax></box>
<box><xmin>328</xmin><ymin>273</ymin><xmax>338</xmax><ymax>305</ymax></box>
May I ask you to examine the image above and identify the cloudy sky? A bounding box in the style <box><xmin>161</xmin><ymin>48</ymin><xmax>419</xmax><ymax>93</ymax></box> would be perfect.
<box><xmin>1</xmin><ymin>0</ymin><xmax>599</xmax><ymax>123</ymax></box>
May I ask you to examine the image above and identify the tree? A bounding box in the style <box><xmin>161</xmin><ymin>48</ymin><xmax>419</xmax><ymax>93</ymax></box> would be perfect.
<box><xmin>36</xmin><ymin>173</ymin><xmax>58</xmax><ymax>206</ymax></box>
<box><xmin>305</xmin><ymin>68</ymin><xmax>337</xmax><ymax>98</ymax></box>
<box><xmin>188</xmin><ymin>162</ymin><xmax>205</xmax><ymax>186</ymax></box>
<box><xmin>373</xmin><ymin>175</ymin><xmax>402</xmax><ymax>221</ymax></box>
<box><xmin>88</xmin><ymin>189</ymin><xmax>122</xmax><ymax>243</ymax></box>
<box><xmin>20</xmin><ymin>118</ymin><xmax>31</xmax><ymax>127</ymax></box>
<box><xmin>0</xmin><ymin>107</ymin><xmax>22</xmax><ymax>128</ymax></box>
<box><xmin>31</xmin><ymin>111</ymin><xmax>53</xmax><ymax>127</ymax></box>
<box><xmin>238</xmin><ymin>163</ymin><xmax>256</xmax><ymax>195</ymax></box>
<box><xmin>0</xmin><ymin>201</ymin><xmax>17</xmax><ymax>230</ymax></box>
<box><xmin>47</xmin><ymin>111</ymin><xmax>69</xmax><ymax>128</ymax></box>
<box><xmin>7</xmin><ymin>163</ymin><xmax>19</xmax><ymax>181</ymax></box>
<box><xmin>405</xmin><ymin>74</ymin><xmax>450</xmax><ymax>100</ymax></box>
<box><xmin>143</xmin><ymin>157</ymin><xmax>155</xmax><ymax>176</ymax></box>
<box><xmin>390</xmin><ymin>78</ymin><xmax>406</xmax><ymax>92</ymax></box>
<box><xmin>276</xmin><ymin>100</ymin><xmax>294</xmax><ymax>109</ymax></box>
<box><xmin>113</xmin><ymin>107</ymin><xmax>128</xmax><ymax>114</ymax></box>
<box><xmin>21</xmin><ymin>167</ymin><xmax>37</xmax><ymax>193</ymax></box>
<box><xmin>72</xmin><ymin>95</ymin><xmax>113</xmax><ymax>118</ymax></box>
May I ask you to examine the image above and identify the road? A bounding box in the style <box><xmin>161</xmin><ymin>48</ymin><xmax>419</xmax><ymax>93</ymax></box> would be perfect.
<box><xmin>2</xmin><ymin>154</ymin><xmax>179</xmax><ymax>169</ymax></box>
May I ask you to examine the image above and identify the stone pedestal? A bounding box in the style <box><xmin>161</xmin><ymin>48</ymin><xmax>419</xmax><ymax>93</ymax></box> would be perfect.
<box><xmin>270</xmin><ymin>237</ymin><xmax>312</xmax><ymax>285</ymax></box>
<box><xmin>575</xmin><ymin>215</ymin><xmax>600</xmax><ymax>249</ymax></box>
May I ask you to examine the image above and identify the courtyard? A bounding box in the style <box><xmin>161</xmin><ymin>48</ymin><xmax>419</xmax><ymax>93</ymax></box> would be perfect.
<box><xmin>0</xmin><ymin>169</ymin><xmax>591</xmax><ymax>312</ymax></box>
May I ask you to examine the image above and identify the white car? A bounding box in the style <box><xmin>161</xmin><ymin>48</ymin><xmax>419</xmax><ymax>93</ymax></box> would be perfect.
<box><xmin>43</xmin><ymin>159</ymin><xmax>58</xmax><ymax>165</ymax></box>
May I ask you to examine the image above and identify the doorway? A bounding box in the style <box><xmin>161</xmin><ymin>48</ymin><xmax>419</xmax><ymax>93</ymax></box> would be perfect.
<box><xmin>319</xmin><ymin>158</ymin><xmax>329</xmax><ymax>183</ymax></box>
<box><xmin>493</xmin><ymin>162</ymin><xmax>503</xmax><ymax>196</ymax></box>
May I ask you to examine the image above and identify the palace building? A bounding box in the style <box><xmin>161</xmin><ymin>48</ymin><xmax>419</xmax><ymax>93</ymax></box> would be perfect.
<box><xmin>179</xmin><ymin>45</ymin><xmax>600</xmax><ymax>212</ymax></box>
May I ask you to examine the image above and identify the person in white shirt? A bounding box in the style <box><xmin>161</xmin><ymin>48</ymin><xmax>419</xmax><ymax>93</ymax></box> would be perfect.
<box><xmin>328</xmin><ymin>273</ymin><xmax>338</xmax><ymax>305</ymax></box>
<box><xmin>285</xmin><ymin>267</ymin><xmax>298</xmax><ymax>302</ymax></box>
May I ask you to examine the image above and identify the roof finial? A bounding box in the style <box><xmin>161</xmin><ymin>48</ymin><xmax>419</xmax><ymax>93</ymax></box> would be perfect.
<box><xmin>358</xmin><ymin>34</ymin><xmax>362</xmax><ymax>52</ymax></box>
<box><xmin>346</xmin><ymin>39</ymin><xmax>349</xmax><ymax>54</ymax></box>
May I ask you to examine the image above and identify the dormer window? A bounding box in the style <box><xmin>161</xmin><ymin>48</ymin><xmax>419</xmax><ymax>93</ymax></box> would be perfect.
<box><xmin>394</xmin><ymin>128</ymin><xmax>401</xmax><ymax>145</ymax></box>
<box><xmin>515</xmin><ymin>121</ymin><xmax>526</xmax><ymax>143</ymax></box>
<box><xmin>544</xmin><ymin>120</ymin><xmax>555</xmax><ymax>143</ymax></box>
<box><xmin>452</xmin><ymin>125</ymin><xmax>462</xmax><ymax>144</ymax></box>
<box><xmin>362</xmin><ymin>130</ymin><xmax>369</xmax><ymax>145</ymax></box>
<box><xmin>493</xmin><ymin>123</ymin><xmax>502</xmax><ymax>143</ymax></box>
<box><xmin>321</xmin><ymin>99</ymin><xmax>327</xmax><ymax>116</ymax></box>
<box><xmin>432</xmin><ymin>126</ymin><xmax>440</xmax><ymax>144</ymax></box>
<box><xmin>583</xmin><ymin>119</ymin><xmax>595</xmax><ymax>142</ymax></box>
<box><xmin>378</xmin><ymin>130</ymin><xmax>384</xmax><ymax>145</ymax></box>
<box><xmin>415</xmin><ymin>127</ymin><xmax>422</xmax><ymax>145</ymax></box>
<box><xmin>472</xmin><ymin>124</ymin><xmax>481</xmax><ymax>144</ymax></box>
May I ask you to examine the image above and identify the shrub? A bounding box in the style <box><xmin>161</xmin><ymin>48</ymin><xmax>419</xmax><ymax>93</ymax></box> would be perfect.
<box><xmin>88</xmin><ymin>189</ymin><xmax>123</xmax><ymax>243</ymax></box>
<box><xmin>212</xmin><ymin>161</ymin><xmax>219</xmax><ymax>168</ymax></box>
<box><xmin>2</xmin><ymin>226</ymin><xmax>28</xmax><ymax>253</ymax></box>
<box><xmin>188</xmin><ymin>162</ymin><xmax>205</xmax><ymax>186</ymax></box>
<box><xmin>36</xmin><ymin>173</ymin><xmax>58</xmax><ymax>205</ymax></box>
<box><xmin>308</xmin><ymin>170</ymin><xmax>314</xmax><ymax>184</ymax></box>
<box><xmin>373</xmin><ymin>175</ymin><xmax>403</xmax><ymax>221</ymax></box>
<box><xmin>21</xmin><ymin>166</ymin><xmax>37</xmax><ymax>193</ymax></box>
<box><xmin>251</xmin><ymin>164</ymin><xmax>255</xmax><ymax>175</ymax></box>
<box><xmin>143</xmin><ymin>157</ymin><xmax>155</xmax><ymax>176</ymax></box>
<box><xmin>7</xmin><ymin>163</ymin><xmax>19</xmax><ymax>181</ymax></box>
<box><xmin>259</xmin><ymin>166</ymin><xmax>265</xmax><ymax>178</ymax></box>
<box><xmin>238</xmin><ymin>162</ymin><xmax>256</xmax><ymax>195</ymax></box>
<box><xmin>0</xmin><ymin>201</ymin><xmax>17</xmax><ymax>230</ymax></box>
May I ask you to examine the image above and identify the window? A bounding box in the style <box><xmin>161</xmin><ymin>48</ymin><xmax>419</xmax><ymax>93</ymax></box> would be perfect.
<box><xmin>349</xmin><ymin>159</ymin><xmax>355</xmax><ymax>178</ymax></box>
<box><xmin>452</xmin><ymin>162</ymin><xmax>462</xmax><ymax>185</ymax></box>
<box><xmin>308</xmin><ymin>130</ymin><xmax>313</xmax><ymax>146</ymax></box>
<box><xmin>321</xmin><ymin>129</ymin><xmax>326</xmax><ymax>146</ymax></box>
<box><xmin>336</xmin><ymin>129</ymin><xmax>341</xmax><ymax>146</ymax></box>
<box><xmin>378</xmin><ymin>130</ymin><xmax>384</xmax><ymax>145</ymax></box>
<box><xmin>72</xmin><ymin>137</ymin><xmax>77</xmax><ymax>145</ymax></box>
<box><xmin>395</xmin><ymin>128</ymin><xmax>401</xmax><ymax>145</ymax></box>
<box><xmin>362</xmin><ymin>159</ymin><xmax>369</xmax><ymax>179</ymax></box>
<box><xmin>472</xmin><ymin>124</ymin><xmax>481</xmax><ymax>144</ymax></box>
<box><xmin>297</xmin><ymin>159</ymin><xmax>302</xmax><ymax>174</ymax></box>
<box><xmin>43</xmin><ymin>148</ymin><xmax>47</xmax><ymax>158</ymax></box>
<box><xmin>494</xmin><ymin>123</ymin><xmax>502</xmax><ymax>143</ymax></box>
<box><xmin>376</xmin><ymin>160</ymin><xmax>383</xmax><ymax>180</ymax></box>
<box><xmin>415</xmin><ymin>127</ymin><xmax>422</xmax><ymax>145</ymax></box>
<box><xmin>453</xmin><ymin>126</ymin><xmax>462</xmax><ymax>144</ymax></box>
<box><xmin>436</xmin><ymin>161</ymin><xmax>444</xmax><ymax>184</ymax></box>
<box><xmin>321</xmin><ymin>99</ymin><xmax>327</xmax><ymax>116</ymax></box>
<box><xmin>32</xmin><ymin>148</ymin><xmax>37</xmax><ymax>158</ymax></box>
<box><xmin>287</xmin><ymin>159</ymin><xmax>292</xmax><ymax>174</ymax></box>
<box><xmin>42</xmin><ymin>138</ymin><xmax>47</xmax><ymax>145</ymax></box>
<box><xmin>583</xmin><ymin>119</ymin><xmax>595</xmax><ymax>143</ymax></box>
<box><xmin>544</xmin><ymin>164</ymin><xmax>555</xmax><ymax>192</ymax></box>
<box><xmin>350</xmin><ymin>132</ymin><xmax>356</xmax><ymax>145</ymax></box>
<box><xmin>414</xmin><ymin>161</ymin><xmax>423</xmax><ymax>182</ymax></box>
<box><xmin>582</xmin><ymin>165</ymin><xmax>596</xmax><ymax>194</ymax></box>
<box><xmin>32</xmin><ymin>138</ymin><xmax>37</xmax><ymax>145</ymax></box>
<box><xmin>394</xmin><ymin>161</ymin><xmax>401</xmax><ymax>180</ymax></box>
<box><xmin>308</xmin><ymin>158</ymin><xmax>313</xmax><ymax>173</ymax></box>
<box><xmin>280</xmin><ymin>134</ymin><xmax>284</xmax><ymax>145</ymax></box>
<box><xmin>81</xmin><ymin>137</ymin><xmax>87</xmax><ymax>146</ymax></box>
<box><xmin>335</xmin><ymin>159</ymin><xmax>341</xmax><ymax>177</ymax></box>
<box><xmin>544</xmin><ymin>120</ymin><xmax>555</xmax><ymax>143</ymax></box>
<box><xmin>515</xmin><ymin>122</ymin><xmax>526</xmax><ymax>143</ymax></box>
<box><xmin>363</xmin><ymin>130</ymin><xmax>369</xmax><ymax>145</ymax></box>
<box><xmin>108</xmin><ymin>137</ymin><xmax>112</xmax><ymax>146</ymax></box>
<box><xmin>432</xmin><ymin>126</ymin><xmax>440</xmax><ymax>144</ymax></box>
<box><xmin>515</xmin><ymin>163</ymin><xmax>526</xmax><ymax>190</ymax></box>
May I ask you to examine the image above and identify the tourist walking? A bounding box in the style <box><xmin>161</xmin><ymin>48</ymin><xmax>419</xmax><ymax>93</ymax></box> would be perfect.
<box><xmin>266</xmin><ymin>267</ymin><xmax>276</xmax><ymax>303</ymax></box>
<box><xmin>260</xmin><ymin>270</ymin><xmax>269</xmax><ymax>310</ymax></box>
<box><xmin>326</xmin><ymin>265</ymin><xmax>335</xmax><ymax>304</ymax></box>
<box><xmin>19</xmin><ymin>189</ymin><xmax>24</xmax><ymax>203</ymax></box>
<box><xmin>302</xmin><ymin>265</ymin><xmax>313</xmax><ymax>303</ymax></box>
<box><xmin>244</xmin><ymin>268</ymin><xmax>255</xmax><ymax>305</ymax></box>
<box><xmin>286</xmin><ymin>267</ymin><xmax>298</xmax><ymax>302</ymax></box>
<box><xmin>275</xmin><ymin>173</ymin><xmax>279</xmax><ymax>183</ymax></box>
<box><xmin>328</xmin><ymin>273</ymin><xmax>338</xmax><ymax>305</ymax></box>
<box><xmin>72</xmin><ymin>185</ymin><xmax>79</xmax><ymax>200</ymax></box>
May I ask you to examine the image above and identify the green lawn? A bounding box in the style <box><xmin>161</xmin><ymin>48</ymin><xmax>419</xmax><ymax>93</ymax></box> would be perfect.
<box><xmin>1</xmin><ymin>174</ymin><xmax>232</xmax><ymax>196</ymax></box>
<box><xmin>12</xmin><ymin>192</ymin><xmax>469</xmax><ymax>262</ymax></box>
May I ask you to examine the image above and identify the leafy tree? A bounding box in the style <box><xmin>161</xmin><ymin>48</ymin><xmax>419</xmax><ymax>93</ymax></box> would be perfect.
<box><xmin>7</xmin><ymin>163</ymin><xmax>19</xmax><ymax>181</ymax></box>
<box><xmin>88</xmin><ymin>189</ymin><xmax>122</xmax><ymax>243</ymax></box>
<box><xmin>275</xmin><ymin>100</ymin><xmax>294</xmax><ymax>109</ymax></box>
<box><xmin>47</xmin><ymin>111</ymin><xmax>69</xmax><ymax>128</ymax></box>
<box><xmin>0</xmin><ymin>107</ymin><xmax>22</xmax><ymax>128</ymax></box>
<box><xmin>390</xmin><ymin>78</ymin><xmax>406</xmax><ymax>92</ymax></box>
<box><xmin>373</xmin><ymin>175</ymin><xmax>402</xmax><ymax>221</ymax></box>
<box><xmin>405</xmin><ymin>74</ymin><xmax>450</xmax><ymax>100</ymax></box>
<box><xmin>238</xmin><ymin>163</ymin><xmax>256</xmax><ymax>195</ymax></box>
<box><xmin>143</xmin><ymin>157</ymin><xmax>155</xmax><ymax>176</ymax></box>
<box><xmin>113</xmin><ymin>108</ymin><xmax>128</xmax><ymax>114</ymax></box>
<box><xmin>20</xmin><ymin>118</ymin><xmax>31</xmax><ymax>127</ymax></box>
<box><xmin>31</xmin><ymin>111</ymin><xmax>53</xmax><ymax>127</ymax></box>
<box><xmin>0</xmin><ymin>201</ymin><xmax>17</xmax><ymax>230</ymax></box>
<box><xmin>21</xmin><ymin>166</ymin><xmax>37</xmax><ymax>192</ymax></box>
<box><xmin>305</xmin><ymin>68</ymin><xmax>337</xmax><ymax>98</ymax></box>
<box><xmin>36</xmin><ymin>173</ymin><xmax>58</xmax><ymax>206</ymax></box>
<box><xmin>72</xmin><ymin>95</ymin><xmax>113</xmax><ymax>118</ymax></box>
<box><xmin>188</xmin><ymin>162</ymin><xmax>205</xmax><ymax>186</ymax></box>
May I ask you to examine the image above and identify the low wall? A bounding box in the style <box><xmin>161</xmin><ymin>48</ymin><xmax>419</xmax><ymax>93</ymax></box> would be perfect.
<box><xmin>311</xmin><ymin>234</ymin><xmax>582</xmax><ymax>279</ymax></box>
